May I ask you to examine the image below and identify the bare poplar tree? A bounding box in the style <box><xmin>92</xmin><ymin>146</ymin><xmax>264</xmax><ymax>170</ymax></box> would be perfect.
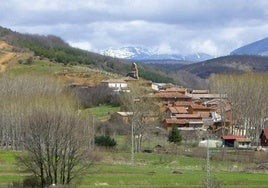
<box><xmin>0</xmin><ymin>75</ymin><xmax>64</xmax><ymax>149</ymax></box>
<box><xmin>20</xmin><ymin>108</ymin><xmax>92</xmax><ymax>187</ymax></box>
<box><xmin>209</xmin><ymin>73</ymin><xmax>268</xmax><ymax>144</ymax></box>
<box><xmin>0</xmin><ymin>75</ymin><xmax>94</xmax><ymax>186</ymax></box>
<box><xmin>120</xmin><ymin>82</ymin><xmax>163</xmax><ymax>152</ymax></box>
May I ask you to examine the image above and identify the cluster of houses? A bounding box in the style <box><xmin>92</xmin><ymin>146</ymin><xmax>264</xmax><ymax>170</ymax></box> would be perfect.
<box><xmin>90</xmin><ymin>68</ymin><xmax>268</xmax><ymax>149</ymax></box>
<box><xmin>151</xmin><ymin>84</ymin><xmax>229</xmax><ymax>132</ymax></box>
<box><xmin>102</xmin><ymin>78</ymin><xmax>229</xmax><ymax>130</ymax></box>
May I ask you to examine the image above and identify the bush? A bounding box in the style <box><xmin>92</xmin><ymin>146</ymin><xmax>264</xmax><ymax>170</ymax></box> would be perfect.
<box><xmin>95</xmin><ymin>135</ymin><xmax>117</xmax><ymax>148</ymax></box>
<box><xmin>23</xmin><ymin>176</ymin><xmax>41</xmax><ymax>187</ymax></box>
<box><xmin>18</xmin><ymin>59</ymin><xmax>23</xmax><ymax>64</ymax></box>
<box><xmin>73</xmin><ymin>85</ymin><xmax>115</xmax><ymax>108</ymax></box>
<box><xmin>168</xmin><ymin>126</ymin><xmax>182</xmax><ymax>144</ymax></box>
<box><xmin>26</xmin><ymin>56</ymin><xmax>33</xmax><ymax>65</ymax></box>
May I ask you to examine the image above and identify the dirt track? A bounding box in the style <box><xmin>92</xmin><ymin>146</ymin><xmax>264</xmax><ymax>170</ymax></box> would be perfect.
<box><xmin>0</xmin><ymin>52</ymin><xmax>15</xmax><ymax>72</ymax></box>
<box><xmin>0</xmin><ymin>42</ymin><xmax>16</xmax><ymax>72</ymax></box>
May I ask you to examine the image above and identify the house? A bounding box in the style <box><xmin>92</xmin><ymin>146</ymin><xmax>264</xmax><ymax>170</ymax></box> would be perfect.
<box><xmin>221</xmin><ymin>135</ymin><xmax>246</xmax><ymax>147</ymax></box>
<box><xmin>188</xmin><ymin>103</ymin><xmax>211</xmax><ymax>115</ymax></box>
<box><xmin>163</xmin><ymin>113</ymin><xmax>204</xmax><ymax>131</ymax></box>
<box><xmin>163</xmin><ymin>118</ymin><xmax>205</xmax><ymax>131</ymax></box>
<box><xmin>234</xmin><ymin>138</ymin><xmax>252</xmax><ymax>149</ymax></box>
<box><xmin>110</xmin><ymin>112</ymin><xmax>133</xmax><ymax>124</ymax></box>
<box><xmin>151</xmin><ymin>92</ymin><xmax>192</xmax><ymax>103</ymax></box>
<box><xmin>166</xmin><ymin>106</ymin><xmax>188</xmax><ymax>117</ymax></box>
<box><xmin>260</xmin><ymin>128</ymin><xmax>268</xmax><ymax>146</ymax></box>
<box><xmin>101</xmin><ymin>78</ymin><xmax>129</xmax><ymax>92</ymax></box>
<box><xmin>101</xmin><ymin>78</ymin><xmax>127</xmax><ymax>89</ymax></box>
<box><xmin>163</xmin><ymin>118</ymin><xmax>189</xmax><ymax>131</ymax></box>
<box><xmin>174</xmin><ymin>101</ymin><xmax>193</xmax><ymax>107</ymax></box>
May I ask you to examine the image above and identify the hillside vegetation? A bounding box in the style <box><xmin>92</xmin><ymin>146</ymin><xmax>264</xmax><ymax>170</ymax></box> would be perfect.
<box><xmin>0</xmin><ymin>26</ymin><xmax>175</xmax><ymax>84</ymax></box>
<box><xmin>1</xmin><ymin>26</ymin><xmax>268</xmax><ymax>89</ymax></box>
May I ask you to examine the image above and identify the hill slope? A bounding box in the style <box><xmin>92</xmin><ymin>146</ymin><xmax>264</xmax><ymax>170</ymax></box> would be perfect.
<box><xmin>0</xmin><ymin>26</ymin><xmax>175</xmax><ymax>84</ymax></box>
<box><xmin>231</xmin><ymin>37</ymin><xmax>268</xmax><ymax>56</ymax></box>
<box><xmin>0</xmin><ymin>41</ymin><xmax>15</xmax><ymax>72</ymax></box>
<box><xmin>179</xmin><ymin>55</ymin><xmax>268</xmax><ymax>79</ymax></box>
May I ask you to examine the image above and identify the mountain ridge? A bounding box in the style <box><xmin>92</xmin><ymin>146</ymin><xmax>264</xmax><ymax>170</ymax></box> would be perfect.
<box><xmin>179</xmin><ymin>55</ymin><xmax>268</xmax><ymax>79</ymax></box>
<box><xmin>230</xmin><ymin>37</ymin><xmax>268</xmax><ymax>56</ymax></box>
<box><xmin>100</xmin><ymin>46</ymin><xmax>213</xmax><ymax>62</ymax></box>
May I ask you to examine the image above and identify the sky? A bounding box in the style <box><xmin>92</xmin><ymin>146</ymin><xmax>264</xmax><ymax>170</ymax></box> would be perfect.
<box><xmin>1</xmin><ymin>0</ymin><xmax>268</xmax><ymax>57</ymax></box>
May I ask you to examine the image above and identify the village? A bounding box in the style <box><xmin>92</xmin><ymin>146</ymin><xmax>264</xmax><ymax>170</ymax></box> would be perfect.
<box><xmin>96</xmin><ymin>63</ymin><xmax>268</xmax><ymax>151</ymax></box>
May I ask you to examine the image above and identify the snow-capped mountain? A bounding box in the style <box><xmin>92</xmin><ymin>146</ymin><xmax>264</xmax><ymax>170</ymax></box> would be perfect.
<box><xmin>100</xmin><ymin>47</ymin><xmax>212</xmax><ymax>62</ymax></box>
<box><xmin>101</xmin><ymin>47</ymin><xmax>156</xmax><ymax>59</ymax></box>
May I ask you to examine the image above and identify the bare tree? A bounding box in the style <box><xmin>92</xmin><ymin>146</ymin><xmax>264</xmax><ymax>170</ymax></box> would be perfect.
<box><xmin>19</xmin><ymin>108</ymin><xmax>92</xmax><ymax>187</ymax></box>
<box><xmin>0</xmin><ymin>75</ymin><xmax>94</xmax><ymax>186</ymax></box>
<box><xmin>0</xmin><ymin>75</ymin><xmax>65</xmax><ymax>150</ymax></box>
<box><xmin>73</xmin><ymin>84</ymin><xmax>116</xmax><ymax>108</ymax></box>
<box><xmin>209</xmin><ymin>73</ymin><xmax>268</xmax><ymax>144</ymax></box>
<box><xmin>119</xmin><ymin>82</ymin><xmax>163</xmax><ymax>152</ymax></box>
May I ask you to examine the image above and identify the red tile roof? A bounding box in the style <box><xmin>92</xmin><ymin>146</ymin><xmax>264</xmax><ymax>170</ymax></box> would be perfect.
<box><xmin>174</xmin><ymin>101</ymin><xmax>193</xmax><ymax>107</ymax></box>
<box><xmin>199</xmin><ymin>112</ymin><xmax>211</xmax><ymax>118</ymax></box>
<box><xmin>176</xmin><ymin>114</ymin><xmax>202</xmax><ymax>119</ymax></box>
<box><xmin>221</xmin><ymin>135</ymin><xmax>245</xmax><ymax>140</ymax></box>
<box><xmin>190</xmin><ymin>104</ymin><xmax>211</xmax><ymax>110</ymax></box>
<box><xmin>168</xmin><ymin>107</ymin><xmax>188</xmax><ymax>114</ymax></box>
<box><xmin>165</xmin><ymin>118</ymin><xmax>189</xmax><ymax>124</ymax></box>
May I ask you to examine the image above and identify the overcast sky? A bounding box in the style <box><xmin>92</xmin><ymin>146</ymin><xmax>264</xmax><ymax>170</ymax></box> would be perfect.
<box><xmin>1</xmin><ymin>0</ymin><xmax>268</xmax><ymax>56</ymax></box>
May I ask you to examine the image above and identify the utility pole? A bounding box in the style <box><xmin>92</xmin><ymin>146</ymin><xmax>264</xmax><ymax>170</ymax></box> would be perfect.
<box><xmin>131</xmin><ymin>118</ymin><xmax>134</xmax><ymax>166</ymax></box>
<box><xmin>92</xmin><ymin>115</ymin><xmax>95</xmax><ymax>150</ymax></box>
<box><xmin>131</xmin><ymin>98</ymin><xmax>140</xmax><ymax>166</ymax></box>
<box><xmin>206</xmin><ymin>133</ymin><xmax>211</xmax><ymax>188</ymax></box>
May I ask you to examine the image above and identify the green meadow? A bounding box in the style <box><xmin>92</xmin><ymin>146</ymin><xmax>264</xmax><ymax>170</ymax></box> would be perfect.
<box><xmin>1</xmin><ymin>150</ymin><xmax>268</xmax><ymax>188</ymax></box>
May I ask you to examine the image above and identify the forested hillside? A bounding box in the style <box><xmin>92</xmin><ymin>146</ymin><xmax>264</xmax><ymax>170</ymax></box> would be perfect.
<box><xmin>0</xmin><ymin>26</ymin><xmax>175</xmax><ymax>84</ymax></box>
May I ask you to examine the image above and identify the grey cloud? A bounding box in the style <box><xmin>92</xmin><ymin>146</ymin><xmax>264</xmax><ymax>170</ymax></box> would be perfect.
<box><xmin>2</xmin><ymin>0</ymin><xmax>267</xmax><ymax>31</ymax></box>
<box><xmin>1</xmin><ymin>0</ymin><xmax>268</xmax><ymax>56</ymax></box>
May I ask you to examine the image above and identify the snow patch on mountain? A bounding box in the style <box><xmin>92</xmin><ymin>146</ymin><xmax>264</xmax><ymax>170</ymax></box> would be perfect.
<box><xmin>100</xmin><ymin>47</ymin><xmax>212</xmax><ymax>62</ymax></box>
<box><xmin>101</xmin><ymin>47</ymin><xmax>157</xmax><ymax>59</ymax></box>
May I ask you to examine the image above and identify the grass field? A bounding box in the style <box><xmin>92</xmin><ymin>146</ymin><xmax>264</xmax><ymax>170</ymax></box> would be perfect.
<box><xmin>1</xmin><ymin>150</ymin><xmax>268</xmax><ymax>188</ymax></box>
<box><xmin>1</xmin><ymin>50</ymin><xmax>268</xmax><ymax>187</ymax></box>
<box><xmin>6</xmin><ymin>59</ymin><xmax>69</xmax><ymax>76</ymax></box>
<box><xmin>88</xmin><ymin>104</ymin><xmax>121</xmax><ymax>120</ymax></box>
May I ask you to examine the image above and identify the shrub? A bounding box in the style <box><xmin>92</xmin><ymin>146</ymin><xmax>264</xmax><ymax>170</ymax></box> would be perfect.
<box><xmin>23</xmin><ymin>176</ymin><xmax>41</xmax><ymax>187</ymax></box>
<box><xmin>95</xmin><ymin>135</ymin><xmax>117</xmax><ymax>148</ymax></box>
<box><xmin>168</xmin><ymin>126</ymin><xmax>182</xmax><ymax>144</ymax></box>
